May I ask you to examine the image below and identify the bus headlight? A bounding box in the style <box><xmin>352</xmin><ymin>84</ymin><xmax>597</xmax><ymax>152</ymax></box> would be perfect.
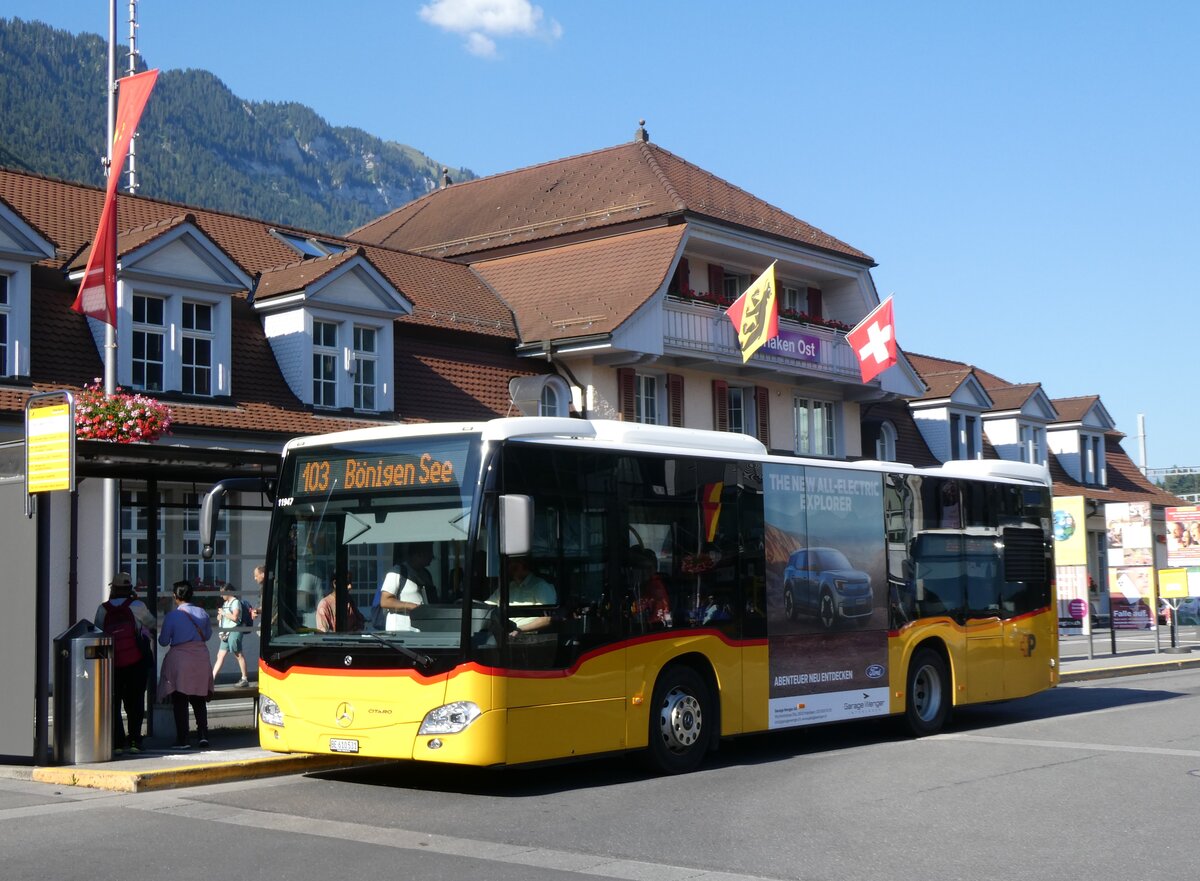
<box><xmin>259</xmin><ymin>695</ymin><xmax>285</xmax><ymax>728</ymax></box>
<box><xmin>419</xmin><ymin>701</ymin><xmax>481</xmax><ymax>735</ymax></box>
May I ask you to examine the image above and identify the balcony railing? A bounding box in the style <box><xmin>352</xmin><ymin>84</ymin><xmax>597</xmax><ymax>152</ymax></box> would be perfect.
<box><xmin>663</xmin><ymin>296</ymin><xmax>861</xmax><ymax>380</ymax></box>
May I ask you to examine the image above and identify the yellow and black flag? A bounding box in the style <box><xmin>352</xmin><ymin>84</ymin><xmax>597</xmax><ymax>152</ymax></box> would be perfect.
<box><xmin>724</xmin><ymin>262</ymin><xmax>779</xmax><ymax>362</ymax></box>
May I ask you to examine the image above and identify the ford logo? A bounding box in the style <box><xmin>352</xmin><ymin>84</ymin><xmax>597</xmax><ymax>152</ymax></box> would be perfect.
<box><xmin>865</xmin><ymin>664</ymin><xmax>885</xmax><ymax>679</ymax></box>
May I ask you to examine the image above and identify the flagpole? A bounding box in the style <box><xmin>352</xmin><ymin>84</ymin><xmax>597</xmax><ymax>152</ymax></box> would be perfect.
<box><xmin>103</xmin><ymin>0</ymin><xmax>119</xmax><ymax>584</ymax></box>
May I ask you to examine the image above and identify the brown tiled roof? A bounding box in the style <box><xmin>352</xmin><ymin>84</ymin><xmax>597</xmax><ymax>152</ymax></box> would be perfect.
<box><xmin>0</xmin><ymin>167</ymin><xmax>528</xmax><ymax>438</ymax></box>
<box><xmin>907</xmin><ymin>352</ymin><xmax>1012</xmax><ymax>391</ymax></box>
<box><xmin>1050</xmin><ymin>395</ymin><xmax>1101</xmax><ymax>424</ymax></box>
<box><xmin>394</xmin><ymin>328</ymin><xmax>555</xmax><ymax>422</ymax></box>
<box><xmin>472</xmin><ymin>225</ymin><xmax>686</xmax><ymax>342</ymax></box>
<box><xmin>254</xmin><ymin>248</ymin><xmax>364</xmax><ymax>302</ymax></box>
<box><xmin>351</xmin><ymin>141</ymin><xmax>873</xmax><ymax>264</ymax></box>
<box><xmin>0</xmin><ymin>168</ymin><xmax>515</xmax><ymax>337</ymax></box>
<box><xmin>985</xmin><ymin>383</ymin><xmax>1048</xmax><ymax>413</ymax></box>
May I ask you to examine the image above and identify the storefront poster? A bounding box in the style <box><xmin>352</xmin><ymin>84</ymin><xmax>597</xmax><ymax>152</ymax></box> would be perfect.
<box><xmin>1106</xmin><ymin>502</ymin><xmax>1155</xmax><ymax>630</ymax></box>
<box><xmin>1053</xmin><ymin>496</ymin><xmax>1088</xmax><ymax>566</ymax></box>
<box><xmin>1166</xmin><ymin>507</ymin><xmax>1200</xmax><ymax>568</ymax></box>
<box><xmin>763</xmin><ymin>464</ymin><xmax>889</xmax><ymax>729</ymax></box>
<box><xmin>1057</xmin><ymin>564</ymin><xmax>1089</xmax><ymax>636</ymax></box>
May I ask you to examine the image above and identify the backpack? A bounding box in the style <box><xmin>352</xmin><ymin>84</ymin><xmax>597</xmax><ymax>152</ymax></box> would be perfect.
<box><xmin>237</xmin><ymin>598</ymin><xmax>255</xmax><ymax>628</ymax></box>
<box><xmin>101</xmin><ymin>599</ymin><xmax>144</xmax><ymax>668</ymax></box>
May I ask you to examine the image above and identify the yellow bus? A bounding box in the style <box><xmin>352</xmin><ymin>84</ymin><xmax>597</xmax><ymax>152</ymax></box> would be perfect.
<box><xmin>203</xmin><ymin>417</ymin><xmax>1057</xmax><ymax>774</ymax></box>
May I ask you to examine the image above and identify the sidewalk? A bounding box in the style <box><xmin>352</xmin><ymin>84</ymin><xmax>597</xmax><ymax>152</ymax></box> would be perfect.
<box><xmin>6</xmin><ymin>648</ymin><xmax>1200</xmax><ymax>793</ymax></box>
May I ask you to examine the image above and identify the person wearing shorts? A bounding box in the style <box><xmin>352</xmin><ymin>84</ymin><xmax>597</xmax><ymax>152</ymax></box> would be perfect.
<box><xmin>212</xmin><ymin>584</ymin><xmax>250</xmax><ymax>687</ymax></box>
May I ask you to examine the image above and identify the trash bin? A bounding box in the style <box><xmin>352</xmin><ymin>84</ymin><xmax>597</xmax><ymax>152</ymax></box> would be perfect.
<box><xmin>53</xmin><ymin>620</ymin><xmax>113</xmax><ymax>764</ymax></box>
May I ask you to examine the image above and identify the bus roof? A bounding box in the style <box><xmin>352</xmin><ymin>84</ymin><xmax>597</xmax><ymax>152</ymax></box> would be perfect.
<box><xmin>281</xmin><ymin>418</ymin><xmax>1050</xmax><ymax>488</ymax></box>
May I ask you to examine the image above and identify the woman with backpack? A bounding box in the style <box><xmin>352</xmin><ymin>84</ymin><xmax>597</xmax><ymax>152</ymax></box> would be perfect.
<box><xmin>212</xmin><ymin>583</ymin><xmax>250</xmax><ymax>688</ymax></box>
<box><xmin>94</xmin><ymin>572</ymin><xmax>155</xmax><ymax>754</ymax></box>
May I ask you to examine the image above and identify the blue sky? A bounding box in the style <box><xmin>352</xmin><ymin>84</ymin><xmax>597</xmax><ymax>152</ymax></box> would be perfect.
<box><xmin>8</xmin><ymin>1</ymin><xmax>1199</xmax><ymax>469</ymax></box>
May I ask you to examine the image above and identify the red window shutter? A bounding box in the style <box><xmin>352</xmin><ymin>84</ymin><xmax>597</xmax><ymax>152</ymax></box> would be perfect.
<box><xmin>678</xmin><ymin>258</ymin><xmax>690</xmax><ymax>295</ymax></box>
<box><xmin>755</xmin><ymin>386</ymin><xmax>770</xmax><ymax>447</ymax></box>
<box><xmin>712</xmin><ymin>379</ymin><xmax>729</xmax><ymax>432</ymax></box>
<box><xmin>807</xmin><ymin>287</ymin><xmax>823</xmax><ymax>319</ymax></box>
<box><xmin>667</xmin><ymin>374</ymin><xmax>684</xmax><ymax>427</ymax></box>
<box><xmin>708</xmin><ymin>264</ymin><xmax>724</xmax><ymax>300</ymax></box>
<box><xmin>617</xmin><ymin>368</ymin><xmax>636</xmax><ymax>421</ymax></box>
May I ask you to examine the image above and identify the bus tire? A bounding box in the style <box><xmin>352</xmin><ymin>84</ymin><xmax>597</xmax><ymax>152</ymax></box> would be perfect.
<box><xmin>904</xmin><ymin>646</ymin><xmax>950</xmax><ymax>736</ymax></box>
<box><xmin>646</xmin><ymin>665</ymin><xmax>712</xmax><ymax>774</ymax></box>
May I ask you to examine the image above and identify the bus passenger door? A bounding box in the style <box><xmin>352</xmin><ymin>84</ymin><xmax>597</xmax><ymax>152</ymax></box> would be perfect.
<box><xmin>964</xmin><ymin>616</ymin><xmax>1005</xmax><ymax>704</ymax></box>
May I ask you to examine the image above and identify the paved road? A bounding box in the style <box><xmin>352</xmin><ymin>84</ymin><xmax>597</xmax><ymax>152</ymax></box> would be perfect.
<box><xmin>3</xmin><ymin>665</ymin><xmax>1200</xmax><ymax>881</ymax></box>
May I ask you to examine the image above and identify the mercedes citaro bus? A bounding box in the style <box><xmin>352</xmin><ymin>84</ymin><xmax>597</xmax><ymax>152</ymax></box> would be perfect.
<box><xmin>202</xmin><ymin>417</ymin><xmax>1056</xmax><ymax>774</ymax></box>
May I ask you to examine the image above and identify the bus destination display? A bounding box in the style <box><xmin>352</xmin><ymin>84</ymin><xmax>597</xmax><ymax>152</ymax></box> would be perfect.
<box><xmin>291</xmin><ymin>446</ymin><xmax>467</xmax><ymax>498</ymax></box>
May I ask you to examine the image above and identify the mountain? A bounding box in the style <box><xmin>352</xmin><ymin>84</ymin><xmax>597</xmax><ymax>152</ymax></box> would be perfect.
<box><xmin>0</xmin><ymin>17</ymin><xmax>473</xmax><ymax>234</ymax></box>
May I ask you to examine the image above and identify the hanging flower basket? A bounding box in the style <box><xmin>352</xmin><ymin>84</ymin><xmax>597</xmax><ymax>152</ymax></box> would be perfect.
<box><xmin>75</xmin><ymin>379</ymin><xmax>174</xmax><ymax>443</ymax></box>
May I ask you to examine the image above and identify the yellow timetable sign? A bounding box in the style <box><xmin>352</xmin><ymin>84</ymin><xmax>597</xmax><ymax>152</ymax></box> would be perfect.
<box><xmin>26</xmin><ymin>400</ymin><xmax>72</xmax><ymax>493</ymax></box>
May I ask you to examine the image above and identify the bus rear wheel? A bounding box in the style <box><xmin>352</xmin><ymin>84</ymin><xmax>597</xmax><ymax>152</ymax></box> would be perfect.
<box><xmin>904</xmin><ymin>646</ymin><xmax>950</xmax><ymax>736</ymax></box>
<box><xmin>646</xmin><ymin>665</ymin><xmax>712</xmax><ymax>774</ymax></box>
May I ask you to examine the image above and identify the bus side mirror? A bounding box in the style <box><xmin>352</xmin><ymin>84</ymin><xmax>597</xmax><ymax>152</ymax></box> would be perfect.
<box><xmin>200</xmin><ymin>477</ymin><xmax>275</xmax><ymax>559</ymax></box>
<box><xmin>499</xmin><ymin>494</ymin><xmax>532</xmax><ymax>556</ymax></box>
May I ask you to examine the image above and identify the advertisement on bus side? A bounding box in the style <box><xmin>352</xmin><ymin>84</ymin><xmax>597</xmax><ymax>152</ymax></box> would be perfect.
<box><xmin>763</xmin><ymin>464</ymin><xmax>889</xmax><ymax>729</ymax></box>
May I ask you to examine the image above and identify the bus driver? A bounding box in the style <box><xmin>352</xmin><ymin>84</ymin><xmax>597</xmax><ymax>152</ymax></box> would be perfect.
<box><xmin>488</xmin><ymin>556</ymin><xmax>556</xmax><ymax>637</ymax></box>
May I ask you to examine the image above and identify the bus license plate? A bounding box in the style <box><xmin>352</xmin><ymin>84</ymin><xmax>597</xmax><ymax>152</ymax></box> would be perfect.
<box><xmin>329</xmin><ymin>738</ymin><xmax>359</xmax><ymax>753</ymax></box>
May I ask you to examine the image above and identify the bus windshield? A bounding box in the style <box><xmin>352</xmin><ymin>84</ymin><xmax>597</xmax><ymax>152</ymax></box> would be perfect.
<box><xmin>264</xmin><ymin>434</ymin><xmax>482</xmax><ymax>654</ymax></box>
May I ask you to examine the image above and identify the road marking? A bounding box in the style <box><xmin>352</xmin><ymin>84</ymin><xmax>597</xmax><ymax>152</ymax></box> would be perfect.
<box><xmin>938</xmin><ymin>732</ymin><xmax>1200</xmax><ymax>758</ymax></box>
<box><xmin>125</xmin><ymin>792</ymin><xmax>784</xmax><ymax>881</ymax></box>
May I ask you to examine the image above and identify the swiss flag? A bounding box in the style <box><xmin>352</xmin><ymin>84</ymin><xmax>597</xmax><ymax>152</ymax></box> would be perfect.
<box><xmin>846</xmin><ymin>296</ymin><xmax>897</xmax><ymax>383</ymax></box>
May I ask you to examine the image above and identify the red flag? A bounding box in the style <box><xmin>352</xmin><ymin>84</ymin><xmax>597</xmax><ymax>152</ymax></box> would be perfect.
<box><xmin>72</xmin><ymin>69</ymin><xmax>159</xmax><ymax>326</ymax></box>
<box><xmin>846</xmin><ymin>296</ymin><xmax>897</xmax><ymax>383</ymax></box>
<box><xmin>73</xmin><ymin>198</ymin><xmax>117</xmax><ymax>324</ymax></box>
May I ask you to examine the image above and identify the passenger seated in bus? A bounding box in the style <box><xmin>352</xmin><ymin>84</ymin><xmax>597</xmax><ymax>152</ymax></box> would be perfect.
<box><xmin>379</xmin><ymin>556</ymin><xmax>430</xmax><ymax>632</ymax></box>
<box><xmin>631</xmin><ymin>548</ymin><xmax>671</xmax><ymax>628</ymax></box>
<box><xmin>316</xmin><ymin>572</ymin><xmax>365</xmax><ymax>633</ymax></box>
<box><xmin>487</xmin><ymin>556</ymin><xmax>556</xmax><ymax>637</ymax></box>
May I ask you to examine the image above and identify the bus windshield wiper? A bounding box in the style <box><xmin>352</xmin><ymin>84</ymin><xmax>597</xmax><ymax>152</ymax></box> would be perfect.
<box><xmin>268</xmin><ymin>644</ymin><xmax>316</xmax><ymax>663</ymax></box>
<box><xmin>360</xmin><ymin>630</ymin><xmax>434</xmax><ymax>669</ymax></box>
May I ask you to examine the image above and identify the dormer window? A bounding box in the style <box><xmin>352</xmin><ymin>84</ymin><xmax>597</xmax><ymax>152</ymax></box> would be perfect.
<box><xmin>304</xmin><ymin>313</ymin><xmax>390</xmax><ymax>413</ymax></box>
<box><xmin>182</xmin><ymin>301</ymin><xmax>213</xmax><ymax>396</ymax></box>
<box><xmin>352</xmin><ymin>326</ymin><xmax>377</xmax><ymax>410</ymax></box>
<box><xmin>1083</xmin><ymin>432</ymin><xmax>1106</xmax><ymax>485</ymax></box>
<box><xmin>132</xmin><ymin>294</ymin><xmax>166</xmax><ymax>391</ymax></box>
<box><xmin>1018</xmin><ymin>422</ymin><xmax>1046</xmax><ymax>466</ymax></box>
<box><xmin>0</xmin><ymin>274</ymin><xmax>9</xmax><ymax>376</ymax></box>
<box><xmin>312</xmin><ymin>320</ymin><xmax>339</xmax><ymax>408</ymax></box>
<box><xmin>949</xmin><ymin>412</ymin><xmax>979</xmax><ymax>460</ymax></box>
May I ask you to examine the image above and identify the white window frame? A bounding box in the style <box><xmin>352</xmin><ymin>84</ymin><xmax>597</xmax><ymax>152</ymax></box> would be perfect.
<box><xmin>795</xmin><ymin>396</ymin><xmax>836</xmax><ymax>456</ymax></box>
<box><xmin>0</xmin><ymin>273</ymin><xmax>9</xmax><ymax>377</ymax></box>
<box><xmin>306</xmin><ymin>311</ymin><xmax>394</xmax><ymax>412</ymax></box>
<box><xmin>119</xmin><ymin>282</ymin><xmax>232</xmax><ymax>396</ymax></box>
<box><xmin>352</xmin><ymin>324</ymin><xmax>378</xmax><ymax>411</ymax></box>
<box><xmin>635</xmin><ymin>373</ymin><xmax>659</xmax><ymax>425</ymax></box>
<box><xmin>875</xmin><ymin>420</ymin><xmax>898</xmax><ymax>461</ymax></box>
<box><xmin>1082</xmin><ymin>432</ymin><xmax>1106</xmax><ymax>485</ymax></box>
<box><xmin>949</xmin><ymin>411</ymin><xmax>980</xmax><ymax>460</ymax></box>
<box><xmin>1018</xmin><ymin>422</ymin><xmax>1046</xmax><ymax>466</ymax></box>
<box><xmin>312</xmin><ymin>319</ymin><xmax>338</xmax><ymax>409</ymax></box>
<box><xmin>181</xmin><ymin>300</ymin><xmax>214</xmax><ymax>396</ymax></box>
<box><xmin>132</xmin><ymin>293</ymin><xmax>167</xmax><ymax>392</ymax></box>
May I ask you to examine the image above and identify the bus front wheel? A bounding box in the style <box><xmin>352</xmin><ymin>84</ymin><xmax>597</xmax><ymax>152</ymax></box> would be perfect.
<box><xmin>904</xmin><ymin>647</ymin><xmax>950</xmax><ymax>736</ymax></box>
<box><xmin>646</xmin><ymin>665</ymin><xmax>712</xmax><ymax>774</ymax></box>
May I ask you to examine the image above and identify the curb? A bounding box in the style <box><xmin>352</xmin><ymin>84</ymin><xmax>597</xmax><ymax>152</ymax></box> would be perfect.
<box><xmin>1059</xmin><ymin>654</ymin><xmax>1200</xmax><ymax>684</ymax></box>
<box><xmin>30</xmin><ymin>752</ymin><xmax>367</xmax><ymax>793</ymax></box>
